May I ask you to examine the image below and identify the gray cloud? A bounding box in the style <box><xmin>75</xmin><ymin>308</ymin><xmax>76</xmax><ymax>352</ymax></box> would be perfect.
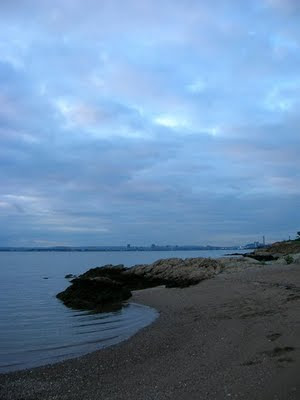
<box><xmin>0</xmin><ymin>0</ymin><xmax>299</xmax><ymax>246</ymax></box>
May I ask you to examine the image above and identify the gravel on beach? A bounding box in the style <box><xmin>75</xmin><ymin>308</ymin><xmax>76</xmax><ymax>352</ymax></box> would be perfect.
<box><xmin>0</xmin><ymin>262</ymin><xmax>299</xmax><ymax>400</ymax></box>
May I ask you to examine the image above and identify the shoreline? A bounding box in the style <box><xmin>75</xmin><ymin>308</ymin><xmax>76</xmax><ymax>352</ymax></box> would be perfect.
<box><xmin>0</xmin><ymin>262</ymin><xmax>299</xmax><ymax>399</ymax></box>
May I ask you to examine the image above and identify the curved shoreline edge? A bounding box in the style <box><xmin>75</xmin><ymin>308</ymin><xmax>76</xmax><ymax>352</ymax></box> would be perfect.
<box><xmin>0</xmin><ymin>262</ymin><xmax>299</xmax><ymax>399</ymax></box>
<box><xmin>1</xmin><ymin>242</ymin><xmax>300</xmax><ymax>400</ymax></box>
<box><xmin>0</xmin><ymin>302</ymin><xmax>159</xmax><ymax>374</ymax></box>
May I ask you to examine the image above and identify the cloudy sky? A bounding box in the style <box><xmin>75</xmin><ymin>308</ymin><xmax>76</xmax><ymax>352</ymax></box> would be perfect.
<box><xmin>0</xmin><ymin>0</ymin><xmax>299</xmax><ymax>247</ymax></box>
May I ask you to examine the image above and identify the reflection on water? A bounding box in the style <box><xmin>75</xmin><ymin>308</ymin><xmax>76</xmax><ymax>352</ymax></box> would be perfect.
<box><xmin>0</xmin><ymin>302</ymin><xmax>157</xmax><ymax>372</ymax></box>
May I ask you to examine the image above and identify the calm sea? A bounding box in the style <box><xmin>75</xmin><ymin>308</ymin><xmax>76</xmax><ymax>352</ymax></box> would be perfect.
<box><xmin>0</xmin><ymin>249</ymin><xmax>239</xmax><ymax>372</ymax></box>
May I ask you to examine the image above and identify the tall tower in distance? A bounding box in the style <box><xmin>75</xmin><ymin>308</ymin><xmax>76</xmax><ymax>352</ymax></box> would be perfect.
<box><xmin>263</xmin><ymin>236</ymin><xmax>265</xmax><ymax>246</ymax></box>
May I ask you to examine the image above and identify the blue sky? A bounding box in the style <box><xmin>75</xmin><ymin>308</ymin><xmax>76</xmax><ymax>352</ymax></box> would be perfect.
<box><xmin>0</xmin><ymin>0</ymin><xmax>299</xmax><ymax>246</ymax></box>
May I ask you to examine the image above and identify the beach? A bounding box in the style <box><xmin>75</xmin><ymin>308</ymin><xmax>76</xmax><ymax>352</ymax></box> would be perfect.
<box><xmin>0</xmin><ymin>261</ymin><xmax>299</xmax><ymax>400</ymax></box>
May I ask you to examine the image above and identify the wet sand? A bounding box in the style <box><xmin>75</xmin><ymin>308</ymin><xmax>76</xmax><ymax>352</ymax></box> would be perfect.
<box><xmin>0</xmin><ymin>262</ymin><xmax>299</xmax><ymax>399</ymax></box>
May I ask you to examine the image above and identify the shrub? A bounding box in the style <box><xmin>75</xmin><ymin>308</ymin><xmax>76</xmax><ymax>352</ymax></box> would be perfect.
<box><xmin>284</xmin><ymin>255</ymin><xmax>294</xmax><ymax>265</ymax></box>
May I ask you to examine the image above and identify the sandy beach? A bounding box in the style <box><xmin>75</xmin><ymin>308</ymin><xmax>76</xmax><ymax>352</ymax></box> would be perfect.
<box><xmin>0</xmin><ymin>262</ymin><xmax>299</xmax><ymax>400</ymax></box>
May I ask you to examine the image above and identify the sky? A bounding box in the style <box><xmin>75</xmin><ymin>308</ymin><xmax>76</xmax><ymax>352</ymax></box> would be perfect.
<box><xmin>0</xmin><ymin>0</ymin><xmax>300</xmax><ymax>247</ymax></box>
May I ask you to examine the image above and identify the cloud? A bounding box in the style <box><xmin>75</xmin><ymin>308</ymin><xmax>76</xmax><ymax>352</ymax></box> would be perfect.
<box><xmin>265</xmin><ymin>0</ymin><xmax>300</xmax><ymax>13</ymax></box>
<box><xmin>0</xmin><ymin>0</ymin><xmax>299</xmax><ymax>246</ymax></box>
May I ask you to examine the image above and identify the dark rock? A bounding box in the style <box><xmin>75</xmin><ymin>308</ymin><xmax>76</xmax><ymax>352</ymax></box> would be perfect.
<box><xmin>65</xmin><ymin>274</ymin><xmax>77</xmax><ymax>279</ymax></box>
<box><xmin>56</xmin><ymin>258</ymin><xmax>223</xmax><ymax>312</ymax></box>
<box><xmin>225</xmin><ymin>252</ymin><xmax>245</xmax><ymax>256</ymax></box>
<box><xmin>243</xmin><ymin>253</ymin><xmax>278</xmax><ymax>262</ymax></box>
<box><xmin>57</xmin><ymin>276</ymin><xmax>131</xmax><ymax>311</ymax></box>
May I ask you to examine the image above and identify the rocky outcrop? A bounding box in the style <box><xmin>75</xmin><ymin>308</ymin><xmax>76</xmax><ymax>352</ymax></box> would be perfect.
<box><xmin>244</xmin><ymin>240</ymin><xmax>300</xmax><ymax>262</ymax></box>
<box><xmin>218</xmin><ymin>256</ymin><xmax>260</xmax><ymax>272</ymax></box>
<box><xmin>57</xmin><ymin>258</ymin><xmax>223</xmax><ymax>311</ymax></box>
<box><xmin>57</xmin><ymin>276</ymin><xmax>132</xmax><ymax>311</ymax></box>
<box><xmin>129</xmin><ymin>257</ymin><xmax>222</xmax><ymax>287</ymax></box>
<box><xmin>56</xmin><ymin>241</ymin><xmax>300</xmax><ymax>312</ymax></box>
<box><xmin>65</xmin><ymin>274</ymin><xmax>77</xmax><ymax>279</ymax></box>
<box><xmin>262</xmin><ymin>240</ymin><xmax>300</xmax><ymax>255</ymax></box>
<box><xmin>244</xmin><ymin>253</ymin><xmax>278</xmax><ymax>262</ymax></box>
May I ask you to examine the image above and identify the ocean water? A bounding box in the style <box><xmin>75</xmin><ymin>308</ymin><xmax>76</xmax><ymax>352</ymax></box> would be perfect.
<box><xmin>0</xmin><ymin>249</ymin><xmax>239</xmax><ymax>372</ymax></box>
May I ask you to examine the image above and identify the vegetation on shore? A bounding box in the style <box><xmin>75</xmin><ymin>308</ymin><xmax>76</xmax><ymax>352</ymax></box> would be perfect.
<box><xmin>246</xmin><ymin>237</ymin><xmax>300</xmax><ymax>261</ymax></box>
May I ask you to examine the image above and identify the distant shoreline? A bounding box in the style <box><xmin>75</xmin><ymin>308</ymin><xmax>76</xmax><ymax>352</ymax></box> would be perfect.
<box><xmin>0</xmin><ymin>246</ymin><xmax>254</xmax><ymax>252</ymax></box>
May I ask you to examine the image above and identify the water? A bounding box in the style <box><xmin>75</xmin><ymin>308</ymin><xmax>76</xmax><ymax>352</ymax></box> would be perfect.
<box><xmin>0</xmin><ymin>249</ymin><xmax>239</xmax><ymax>372</ymax></box>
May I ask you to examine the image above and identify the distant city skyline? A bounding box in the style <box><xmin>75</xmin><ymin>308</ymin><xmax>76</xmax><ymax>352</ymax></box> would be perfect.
<box><xmin>0</xmin><ymin>0</ymin><xmax>299</xmax><ymax>246</ymax></box>
<box><xmin>0</xmin><ymin>240</ymin><xmax>266</xmax><ymax>251</ymax></box>
<box><xmin>0</xmin><ymin>235</ymin><xmax>288</xmax><ymax>250</ymax></box>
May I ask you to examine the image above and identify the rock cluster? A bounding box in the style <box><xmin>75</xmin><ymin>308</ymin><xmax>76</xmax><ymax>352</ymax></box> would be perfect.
<box><xmin>57</xmin><ymin>257</ymin><xmax>222</xmax><ymax>311</ymax></box>
<box><xmin>244</xmin><ymin>240</ymin><xmax>300</xmax><ymax>262</ymax></box>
